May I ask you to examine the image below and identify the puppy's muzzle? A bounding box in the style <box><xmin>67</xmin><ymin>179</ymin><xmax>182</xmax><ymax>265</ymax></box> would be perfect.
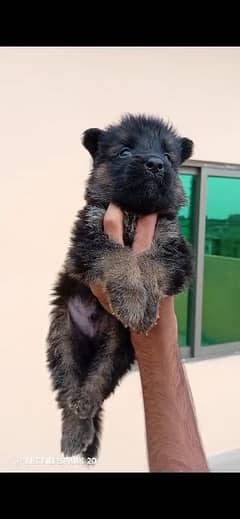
<box><xmin>144</xmin><ymin>156</ymin><xmax>164</xmax><ymax>174</ymax></box>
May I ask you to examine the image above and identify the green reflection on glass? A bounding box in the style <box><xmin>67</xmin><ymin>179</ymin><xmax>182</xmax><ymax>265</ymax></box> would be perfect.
<box><xmin>202</xmin><ymin>176</ymin><xmax>240</xmax><ymax>346</ymax></box>
<box><xmin>175</xmin><ymin>174</ymin><xmax>195</xmax><ymax>346</ymax></box>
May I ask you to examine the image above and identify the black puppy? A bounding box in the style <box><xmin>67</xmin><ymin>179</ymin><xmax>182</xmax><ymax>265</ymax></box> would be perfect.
<box><xmin>46</xmin><ymin>114</ymin><xmax>193</xmax><ymax>459</ymax></box>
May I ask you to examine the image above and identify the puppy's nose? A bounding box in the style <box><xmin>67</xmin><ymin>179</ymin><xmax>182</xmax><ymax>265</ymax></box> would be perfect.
<box><xmin>145</xmin><ymin>157</ymin><xmax>164</xmax><ymax>173</ymax></box>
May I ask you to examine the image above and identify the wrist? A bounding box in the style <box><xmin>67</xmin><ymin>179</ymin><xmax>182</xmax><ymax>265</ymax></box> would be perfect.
<box><xmin>131</xmin><ymin>296</ymin><xmax>178</xmax><ymax>358</ymax></box>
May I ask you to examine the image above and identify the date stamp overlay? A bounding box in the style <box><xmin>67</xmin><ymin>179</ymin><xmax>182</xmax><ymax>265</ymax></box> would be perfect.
<box><xmin>16</xmin><ymin>456</ymin><xmax>96</xmax><ymax>466</ymax></box>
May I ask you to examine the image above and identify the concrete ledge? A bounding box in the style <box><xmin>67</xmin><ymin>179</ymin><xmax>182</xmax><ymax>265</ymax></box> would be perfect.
<box><xmin>209</xmin><ymin>449</ymin><xmax>240</xmax><ymax>472</ymax></box>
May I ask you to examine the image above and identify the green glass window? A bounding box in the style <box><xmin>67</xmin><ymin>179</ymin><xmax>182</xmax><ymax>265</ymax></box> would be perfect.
<box><xmin>175</xmin><ymin>174</ymin><xmax>195</xmax><ymax>346</ymax></box>
<box><xmin>202</xmin><ymin>176</ymin><xmax>240</xmax><ymax>345</ymax></box>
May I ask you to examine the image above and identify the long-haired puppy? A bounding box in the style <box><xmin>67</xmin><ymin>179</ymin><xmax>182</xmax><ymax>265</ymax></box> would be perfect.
<box><xmin>46</xmin><ymin>114</ymin><xmax>193</xmax><ymax>459</ymax></box>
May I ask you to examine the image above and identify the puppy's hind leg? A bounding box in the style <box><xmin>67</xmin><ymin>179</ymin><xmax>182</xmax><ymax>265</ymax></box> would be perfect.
<box><xmin>46</xmin><ymin>289</ymin><xmax>103</xmax><ymax>457</ymax></box>
<box><xmin>61</xmin><ymin>408</ymin><xmax>96</xmax><ymax>457</ymax></box>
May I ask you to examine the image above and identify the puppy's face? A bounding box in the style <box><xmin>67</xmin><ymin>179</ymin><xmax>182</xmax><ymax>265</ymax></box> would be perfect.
<box><xmin>83</xmin><ymin>114</ymin><xmax>193</xmax><ymax>214</ymax></box>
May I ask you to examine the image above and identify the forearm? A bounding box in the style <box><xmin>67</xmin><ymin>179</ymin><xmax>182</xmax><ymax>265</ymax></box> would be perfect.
<box><xmin>89</xmin><ymin>205</ymin><xmax>208</xmax><ymax>472</ymax></box>
<box><xmin>132</xmin><ymin>298</ymin><xmax>209</xmax><ymax>473</ymax></box>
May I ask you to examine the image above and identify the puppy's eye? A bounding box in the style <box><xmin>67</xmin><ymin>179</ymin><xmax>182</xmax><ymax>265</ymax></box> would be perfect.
<box><xmin>164</xmin><ymin>152</ymin><xmax>173</xmax><ymax>163</ymax></box>
<box><xmin>119</xmin><ymin>148</ymin><xmax>132</xmax><ymax>158</ymax></box>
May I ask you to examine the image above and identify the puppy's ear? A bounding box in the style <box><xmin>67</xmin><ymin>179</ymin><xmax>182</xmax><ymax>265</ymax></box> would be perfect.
<box><xmin>179</xmin><ymin>137</ymin><xmax>194</xmax><ymax>163</ymax></box>
<box><xmin>82</xmin><ymin>128</ymin><xmax>104</xmax><ymax>158</ymax></box>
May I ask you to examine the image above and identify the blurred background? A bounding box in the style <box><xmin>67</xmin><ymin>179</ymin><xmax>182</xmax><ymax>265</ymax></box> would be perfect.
<box><xmin>0</xmin><ymin>47</ymin><xmax>240</xmax><ymax>472</ymax></box>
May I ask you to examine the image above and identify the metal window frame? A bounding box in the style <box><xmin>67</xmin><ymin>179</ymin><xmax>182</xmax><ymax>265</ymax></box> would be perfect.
<box><xmin>180</xmin><ymin>160</ymin><xmax>240</xmax><ymax>361</ymax></box>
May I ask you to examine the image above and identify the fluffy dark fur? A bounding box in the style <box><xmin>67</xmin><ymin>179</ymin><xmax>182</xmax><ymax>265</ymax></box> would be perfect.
<box><xmin>46</xmin><ymin>114</ymin><xmax>194</xmax><ymax>459</ymax></box>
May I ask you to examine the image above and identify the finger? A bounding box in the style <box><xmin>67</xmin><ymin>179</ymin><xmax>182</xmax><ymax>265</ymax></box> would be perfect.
<box><xmin>103</xmin><ymin>203</ymin><xmax>124</xmax><ymax>245</ymax></box>
<box><xmin>132</xmin><ymin>213</ymin><xmax>158</xmax><ymax>254</ymax></box>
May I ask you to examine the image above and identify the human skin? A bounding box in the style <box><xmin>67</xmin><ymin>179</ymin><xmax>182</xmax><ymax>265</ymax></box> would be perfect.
<box><xmin>90</xmin><ymin>203</ymin><xmax>209</xmax><ymax>472</ymax></box>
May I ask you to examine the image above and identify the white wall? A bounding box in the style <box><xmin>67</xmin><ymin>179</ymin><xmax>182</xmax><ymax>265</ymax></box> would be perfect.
<box><xmin>1</xmin><ymin>47</ymin><xmax>240</xmax><ymax>472</ymax></box>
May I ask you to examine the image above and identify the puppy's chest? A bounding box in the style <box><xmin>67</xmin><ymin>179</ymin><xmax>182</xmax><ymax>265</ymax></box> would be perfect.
<box><xmin>123</xmin><ymin>212</ymin><xmax>138</xmax><ymax>247</ymax></box>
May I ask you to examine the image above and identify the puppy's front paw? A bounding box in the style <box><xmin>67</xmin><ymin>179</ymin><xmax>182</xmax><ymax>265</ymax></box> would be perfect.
<box><xmin>107</xmin><ymin>279</ymin><xmax>148</xmax><ymax>332</ymax></box>
<box><xmin>141</xmin><ymin>295</ymin><xmax>161</xmax><ymax>334</ymax></box>
<box><xmin>137</xmin><ymin>255</ymin><xmax>163</xmax><ymax>333</ymax></box>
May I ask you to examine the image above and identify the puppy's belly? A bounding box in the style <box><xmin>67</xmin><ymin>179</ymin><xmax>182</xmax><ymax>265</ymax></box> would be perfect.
<box><xmin>68</xmin><ymin>292</ymin><xmax>112</xmax><ymax>339</ymax></box>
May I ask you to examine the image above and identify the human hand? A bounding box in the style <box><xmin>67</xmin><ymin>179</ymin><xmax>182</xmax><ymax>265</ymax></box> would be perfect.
<box><xmin>89</xmin><ymin>203</ymin><xmax>177</xmax><ymax>345</ymax></box>
<box><xmin>89</xmin><ymin>202</ymin><xmax>158</xmax><ymax>317</ymax></box>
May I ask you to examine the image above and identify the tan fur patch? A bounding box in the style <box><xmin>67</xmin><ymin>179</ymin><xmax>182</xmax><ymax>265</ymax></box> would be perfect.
<box><xmin>94</xmin><ymin>163</ymin><xmax>111</xmax><ymax>187</ymax></box>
